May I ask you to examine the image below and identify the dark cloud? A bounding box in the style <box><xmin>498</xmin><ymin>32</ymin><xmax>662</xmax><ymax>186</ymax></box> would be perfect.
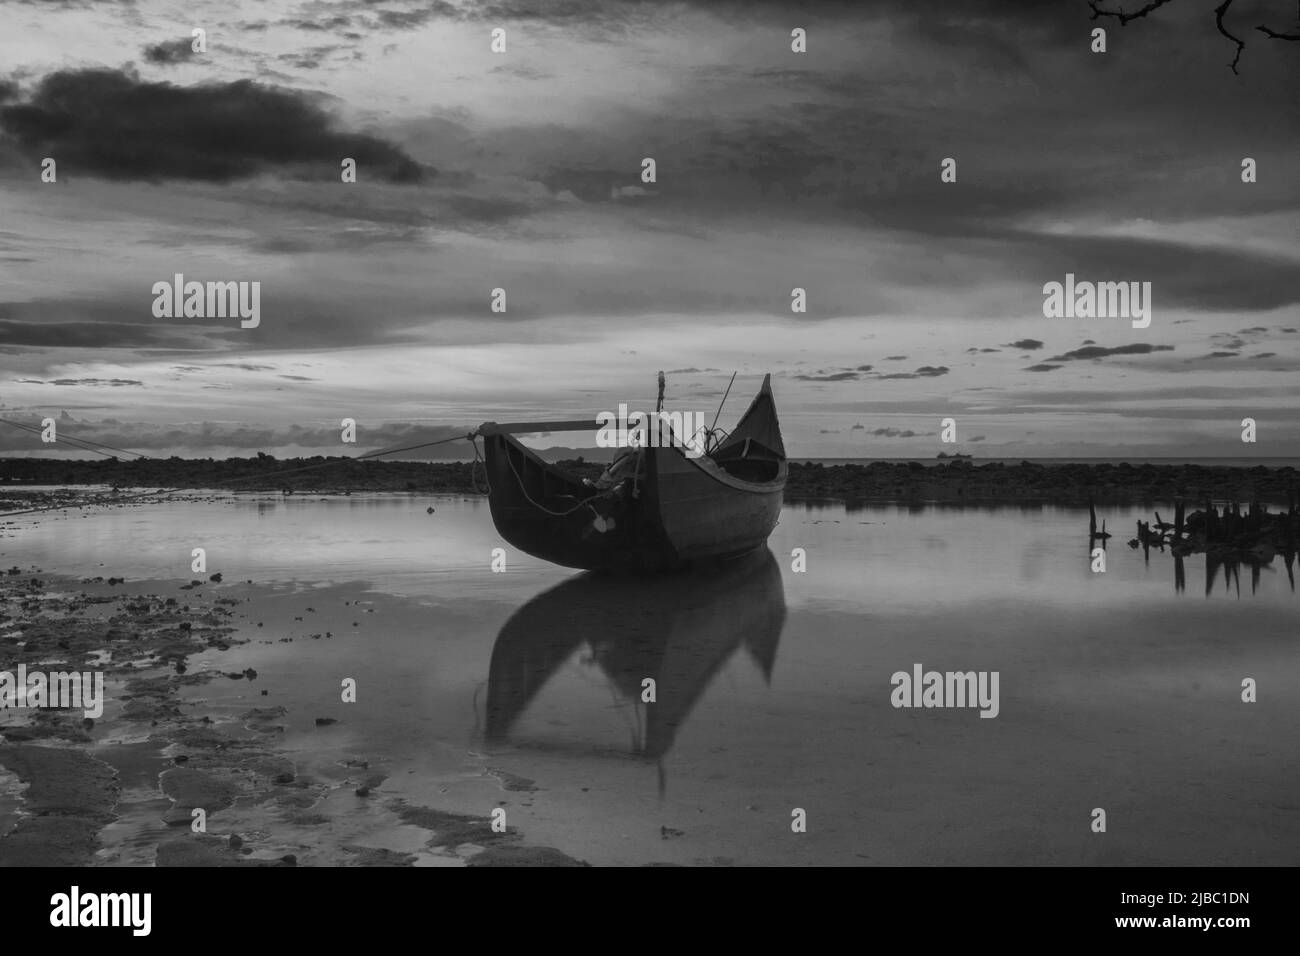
<box><xmin>1024</xmin><ymin>234</ymin><xmax>1300</xmax><ymax>313</ymax></box>
<box><xmin>1046</xmin><ymin>344</ymin><xmax>1173</xmax><ymax>362</ymax></box>
<box><xmin>371</xmin><ymin>3</ymin><xmax>459</xmax><ymax>29</ymax></box>
<box><xmin>1024</xmin><ymin>364</ymin><xmax>1063</xmax><ymax>372</ymax></box>
<box><xmin>0</xmin><ymin>68</ymin><xmax>430</xmax><ymax>183</ymax></box>
<box><xmin>794</xmin><ymin>371</ymin><xmax>859</xmax><ymax>381</ymax></box>
<box><xmin>1006</xmin><ymin>339</ymin><xmax>1043</xmax><ymax>350</ymax></box>
<box><xmin>868</xmin><ymin>427</ymin><xmax>919</xmax><ymax>437</ymax></box>
<box><xmin>878</xmin><ymin>365</ymin><xmax>949</xmax><ymax>380</ymax></box>
<box><xmin>1211</xmin><ymin>334</ymin><xmax>1246</xmax><ymax>349</ymax></box>
<box><xmin>0</xmin><ymin>311</ymin><xmax>208</xmax><ymax>349</ymax></box>
<box><xmin>47</xmin><ymin>378</ymin><xmax>144</xmax><ymax>387</ymax></box>
<box><xmin>285</xmin><ymin>15</ymin><xmax>355</xmax><ymax>32</ymax></box>
<box><xmin>142</xmin><ymin>38</ymin><xmax>198</xmax><ymax>66</ymax></box>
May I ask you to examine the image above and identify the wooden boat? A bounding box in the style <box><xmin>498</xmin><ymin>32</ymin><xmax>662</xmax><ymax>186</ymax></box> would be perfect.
<box><xmin>476</xmin><ymin>374</ymin><xmax>786</xmax><ymax>571</ymax></box>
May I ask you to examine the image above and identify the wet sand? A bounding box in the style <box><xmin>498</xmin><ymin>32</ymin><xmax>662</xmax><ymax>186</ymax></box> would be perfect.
<box><xmin>0</xmin><ymin>569</ymin><xmax>586</xmax><ymax>867</ymax></box>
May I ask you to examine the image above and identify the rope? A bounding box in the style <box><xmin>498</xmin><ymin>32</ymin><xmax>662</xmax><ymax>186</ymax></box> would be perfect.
<box><xmin>502</xmin><ymin>441</ymin><xmax>607</xmax><ymax>518</ymax></box>
<box><xmin>0</xmin><ymin>417</ymin><xmax>153</xmax><ymax>461</ymax></box>
<box><xmin>469</xmin><ymin>434</ymin><xmax>492</xmax><ymax>497</ymax></box>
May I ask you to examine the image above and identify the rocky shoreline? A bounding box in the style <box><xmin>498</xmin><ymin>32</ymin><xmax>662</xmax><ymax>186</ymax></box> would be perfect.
<box><xmin>0</xmin><ymin>569</ymin><xmax>587</xmax><ymax>867</ymax></box>
<box><xmin>2</xmin><ymin>456</ymin><xmax>1297</xmax><ymax>506</ymax></box>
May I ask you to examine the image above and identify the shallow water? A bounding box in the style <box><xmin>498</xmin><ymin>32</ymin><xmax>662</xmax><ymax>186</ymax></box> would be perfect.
<box><xmin>4</xmin><ymin>494</ymin><xmax>1298</xmax><ymax>865</ymax></box>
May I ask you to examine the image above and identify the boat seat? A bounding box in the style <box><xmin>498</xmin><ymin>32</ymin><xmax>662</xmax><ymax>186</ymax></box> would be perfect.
<box><xmin>713</xmin><ymin>437</ymin><xmax>780</xmax><ymax>462</ymax></box>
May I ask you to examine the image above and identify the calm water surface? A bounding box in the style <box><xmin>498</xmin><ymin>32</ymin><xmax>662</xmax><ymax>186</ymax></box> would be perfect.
<box><xmin>4</xmin><ymin>494</ymin><xmax>1297</xmax><ymax>865</ymax></box>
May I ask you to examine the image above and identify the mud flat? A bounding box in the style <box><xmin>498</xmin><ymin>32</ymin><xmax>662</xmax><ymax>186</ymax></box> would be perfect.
<box><xmin>0</xmin><ymin>569</ymin><xmax>585</xmax><ymax>867</ymax></box>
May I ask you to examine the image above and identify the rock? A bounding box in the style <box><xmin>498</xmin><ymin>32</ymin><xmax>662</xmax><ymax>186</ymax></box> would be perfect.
<box><xmin>160</xmin><ymin>767</ymin><xmax>237</xmax><ymax>825</ymax></box>
<box><xmin>466</xmin><ymin>846</ymin><xmax>589</xmax><ymax>867</ymax></box>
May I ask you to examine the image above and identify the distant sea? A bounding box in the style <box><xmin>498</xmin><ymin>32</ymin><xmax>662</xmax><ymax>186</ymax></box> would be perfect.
<box><xmin>803</xmin><ymin>457</ymin><xmax>1300</xmax><ymax>467</ymax></box>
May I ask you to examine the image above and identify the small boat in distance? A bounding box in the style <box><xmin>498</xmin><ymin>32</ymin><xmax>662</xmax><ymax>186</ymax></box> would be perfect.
<box><xmin>476</xmin><ymin>374</ymin><xmax>786</xmax><ymax>571</ymax></box>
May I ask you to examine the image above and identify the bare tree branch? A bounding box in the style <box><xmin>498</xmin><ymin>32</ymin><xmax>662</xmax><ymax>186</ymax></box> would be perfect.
<box><xmin>1088</xmin><ymin>0</ymin><xmax>1177</xmax><ymax>24</ymax></box>
<box><xmin>1256</xmin><ymin>0</ymin><xmax>1300</xmax><ymax>40</ymax></box>
<box><xmin>1088</xmin><ymin>0</ymin><xmax>1300</xmax><ymax>72</ymax></box>
<box><xmin>1214</xmin><ymin>0</ymin><xmax>1246</xmax><ymax>74</ymax></box>
<box><xmin>1256</xmin><ymin>24</ymin><xmax>1300</xmax><ymax>40</ymax></box>
<box><xmin>1086</xmin><ymin>0</ymin><xmax>1300</xmax><ymax>71</ymax></box>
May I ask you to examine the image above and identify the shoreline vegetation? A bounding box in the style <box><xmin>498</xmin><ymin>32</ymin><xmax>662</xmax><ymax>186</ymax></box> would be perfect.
<box><xmin>2</xmin><ymin>455</ymin><xmax>1299</xmax><ymax>506</ymax></box>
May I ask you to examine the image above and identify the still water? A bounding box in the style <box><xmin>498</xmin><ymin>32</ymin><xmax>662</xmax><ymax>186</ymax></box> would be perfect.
<box><xmin>5</xmin><ymin>494</ymin><xmax>1298</xmax><ymax>865</ymax></box>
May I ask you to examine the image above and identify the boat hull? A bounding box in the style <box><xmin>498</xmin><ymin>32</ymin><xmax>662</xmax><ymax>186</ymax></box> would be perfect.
<box><xmin>481</xmin><ymin>436</ymin><xmax>784</xmax><ymax>572</ymax></box>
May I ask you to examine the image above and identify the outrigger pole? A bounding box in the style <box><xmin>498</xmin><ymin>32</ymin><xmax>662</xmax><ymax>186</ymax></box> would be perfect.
<box><xmin>475</xmin><ymin>420</ymin><xmax>596</xmax><ymax>436</ymax></box>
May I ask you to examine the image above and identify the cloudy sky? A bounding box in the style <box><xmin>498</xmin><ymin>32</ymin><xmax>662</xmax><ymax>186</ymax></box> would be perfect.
<box><xmin>1</xmin><ymin>0</ymin><xmax>1298</xmax><ymax>460</ymax></box>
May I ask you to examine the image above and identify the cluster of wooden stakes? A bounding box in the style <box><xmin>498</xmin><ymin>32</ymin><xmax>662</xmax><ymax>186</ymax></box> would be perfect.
<box><xmin>1089</xmin><ymin>496</ymin><xmax>1300</xmax><ymax>594</ymax></box>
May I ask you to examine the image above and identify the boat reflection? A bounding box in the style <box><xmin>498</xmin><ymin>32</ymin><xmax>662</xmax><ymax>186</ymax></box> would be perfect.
<box><xmin>485</xmin><ymin>547</ymin><xmax>786</xmax><ymax>775</ymax></box>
